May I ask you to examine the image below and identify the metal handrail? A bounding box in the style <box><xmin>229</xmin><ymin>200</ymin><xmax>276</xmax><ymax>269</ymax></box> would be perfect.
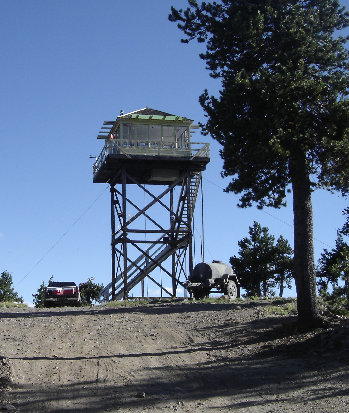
<box><xmin>99</xmin><ymin>234</ymin><xmax>168</xmax><ymax>300</ymax></box>
<box><xmin>93</xmin><ymin>140</ymin><xmax>210</xmax><ymax>176</ymax></box>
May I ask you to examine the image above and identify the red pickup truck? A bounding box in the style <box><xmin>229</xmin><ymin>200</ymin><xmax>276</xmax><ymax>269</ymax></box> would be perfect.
<box><xmin>44</xmin><ymin>281</ymin><xmax>81</xmax><ymax>307</ymax></box>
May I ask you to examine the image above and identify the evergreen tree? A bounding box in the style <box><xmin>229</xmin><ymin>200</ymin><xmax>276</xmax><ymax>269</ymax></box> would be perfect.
<box><xmin>79</xmin><ymin>279</ymin><xmax>104</xmax><ymax>305</ymax></box>
<box><xmin>170</xmin><ymin>0</ymin><xmax>349</xmax><ymax>329</ymax></box>
<box><xmin>230</xmin><ymin>222</ymin><xmax>276</xmax><ymax>297</ymax></box>
<box><xmin>0</xmin><ymin>271</ymin><xmax>23</xmax><ymax>303</ymax></box>
<box><xmin>317</xmin><ymin>234</ymin><xmax>349</xmax><ymax>302</ymax></box>
<box><xmin>32</xmin><ymin>276</ymin><xmax>53</xmax><ymax>308</ymax></box>
<box><xmin>274</xmin><ymin>235</ymin><xmax>294</xmax><ymax>297</ymax></box>
<box><xmin>340</xmin><ymin>207</ymin><xmax>349</xmax><ymax>236</ymax></box>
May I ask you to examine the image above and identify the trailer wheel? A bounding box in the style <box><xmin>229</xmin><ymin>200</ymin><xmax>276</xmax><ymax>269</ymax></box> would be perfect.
<box><xmin>225</xmin><ymin>280</ymin><xmax>238</xmax><ymax>299</ymax></box>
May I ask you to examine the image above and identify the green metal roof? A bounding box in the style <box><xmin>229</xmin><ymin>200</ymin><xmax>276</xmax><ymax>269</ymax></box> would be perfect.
<box><xmin>129</xmin><ymin>114</ymin><xmax>184</xmax><ymax>121</ymax></box>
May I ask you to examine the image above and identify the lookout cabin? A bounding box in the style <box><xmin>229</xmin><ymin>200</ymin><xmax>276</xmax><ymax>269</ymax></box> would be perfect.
<box><xmin>93</xmin><ymin>107</ymin><xmax>210</xmax><ymax>184</ymax></box>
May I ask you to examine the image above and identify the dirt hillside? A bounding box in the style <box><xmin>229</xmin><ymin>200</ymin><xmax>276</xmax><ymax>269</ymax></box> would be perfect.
<box><xmin>0</xmin><ymin>299</ymin><xmax>348</xmax><ymax>412</ymax></box>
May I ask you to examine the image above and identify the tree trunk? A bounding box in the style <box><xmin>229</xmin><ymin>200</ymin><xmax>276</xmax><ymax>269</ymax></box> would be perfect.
<box><xmin>290</xmin><ymin>151</ymin><xmax>324</xmax><ymax>330</ymax></box>
<box><xmin>262</xmin><ymin>280</ymin><xmax>267</xmax><ymax>297</ymax></box>
<box><xmin>255</xmin><ymin>283</ymin><xmax>261</xmax><ymax>297</ymax></box>
<box><xmin>279</xmin><ymin>273</ymin><xmax>284</xmax><ymax>298</ymax></box>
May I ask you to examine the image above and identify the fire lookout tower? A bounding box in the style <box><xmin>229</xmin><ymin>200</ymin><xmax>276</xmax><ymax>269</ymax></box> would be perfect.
<box><xmin>93</xmin><ymin>108</ymin><xmax>210</xmax><ymax>300</ymax></box>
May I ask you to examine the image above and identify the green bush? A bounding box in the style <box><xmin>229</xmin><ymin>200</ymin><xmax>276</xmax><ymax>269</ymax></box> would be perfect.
<box><xmin>80</xmin><ymin>279</ymin><xmax>104</xmax><ymax>305</ymax></box>
<box><xmin>319</xmin><ymin>294</ymin><xmax>349</xmax><ymax>317</ymax></box>
<box><xmin>0</xmin><ymin>301</ymin><xmax>27</xmax><ymax>308</ymax></box>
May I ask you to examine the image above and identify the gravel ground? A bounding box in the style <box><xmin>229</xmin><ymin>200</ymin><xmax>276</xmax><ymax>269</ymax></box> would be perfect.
<box><xmin>0</xmin><ymin>299</ymin><xmax>348</xmax><ymax>412</ymax></box>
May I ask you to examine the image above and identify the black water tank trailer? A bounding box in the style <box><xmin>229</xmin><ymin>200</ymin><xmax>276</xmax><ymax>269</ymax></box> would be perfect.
<box><xmin>185</xmin><ymin>261</ymin><xmax>240</xmax><ymax>300</ymax></box>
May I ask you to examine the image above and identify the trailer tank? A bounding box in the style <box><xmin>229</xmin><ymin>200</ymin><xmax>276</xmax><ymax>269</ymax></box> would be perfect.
<box><xmin>186</xmin><ymin>260</ymin><xmax>239</xmax><ymax>299</ymax></box>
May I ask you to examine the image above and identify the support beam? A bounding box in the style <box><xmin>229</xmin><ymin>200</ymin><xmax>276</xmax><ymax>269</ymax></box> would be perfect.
<box><xmin>122</xmin><ymin>168</ymin><xmax>128</xmax><ymax>300</ymax></box>
<box><xmin>107</xmin><ymin>169</ymin><xmax>201</xmax><ymax>301</ymax></box>
<box><xmin>111</xmin><ymin>185</ymin><xmax>116</xmax><ymax>300</ymax></box>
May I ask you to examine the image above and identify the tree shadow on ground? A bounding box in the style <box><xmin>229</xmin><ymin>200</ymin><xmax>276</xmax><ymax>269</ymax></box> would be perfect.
<box><xmin>7</xmin><ymin>316</ymin><xmax>349</xmax><ymax>412</ymax></box>
<box><xmin>8</xmin><ymin>352</ymin><xmax>349</xmax><ymax>412</ymax></box>
<box><xmin>3</xmin><ymin>300</ymin><xmax>348</xmax><ymax>411</ymax></box>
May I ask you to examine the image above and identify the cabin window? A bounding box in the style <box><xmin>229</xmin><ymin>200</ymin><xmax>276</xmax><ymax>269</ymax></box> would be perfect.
<box><xmin>175</xmin><ymin>126</ymin><xmax>188</xmax><ymax>147</ymax></box>
<box><xmin>121</xmin><ymin>123</ymin><xmax>148</xmax><ymax>141</ymax></box>
<box><xmin>119</xmin><ymin>122</ymin><xmax>190</xmax><ymax>148</ymax></box>
<box><xmin>133</xmin><ymin>124</ymin><xmax>148</xmax><ymax>140</ymax></box>
<box><xmin>162</xmin><ymin>126</ymin><xmax>175</xmax><ymax>141</ymax></box>
<box><xmin>121</xmin><ymin>123</ymin><xmax>132</xmax><ymax>140</ymax></box>
<box><xmin>149</xmin><ymin>125</ymin><xmax>161</xmax><ymax>141</ymax></box>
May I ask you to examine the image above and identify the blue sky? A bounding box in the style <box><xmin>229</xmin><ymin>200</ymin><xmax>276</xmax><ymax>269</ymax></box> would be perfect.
<box><xmin>1</xmin><ymin>0</ymin><xmax>348</xmax><ymax>304</ymax></box>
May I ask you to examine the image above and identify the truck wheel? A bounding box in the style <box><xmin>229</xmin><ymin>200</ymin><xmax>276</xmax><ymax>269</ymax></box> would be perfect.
<box><xmin>226</xmin><ymin>280</ymin><xmax>238</xmax><ymax>299</ymax></box>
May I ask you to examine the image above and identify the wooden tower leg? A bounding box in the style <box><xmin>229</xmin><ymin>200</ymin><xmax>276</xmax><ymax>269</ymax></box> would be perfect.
<box><xmin>122</xmin><ymin>168</ymin><xmax>128</xmax><ymax>300</ymax></box>
<box><xmin>111</xmin><ymin>184</ymin><xmax>116</xmax><ymax>300</ymax></box>
<box><xmin>170</xmin><ymin>187</ymin><xmax>177</xmax><ymax>296</ymax></box>
<box><xmin>187</xmin><ymin>173</ymin><xmax>194</xmax><ymax>278</ymax></box>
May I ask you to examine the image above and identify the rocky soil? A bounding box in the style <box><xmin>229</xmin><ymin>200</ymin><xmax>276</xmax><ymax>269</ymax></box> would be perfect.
<box><xmin>0</xmin><ymin>299</ymin><xmax>348</xmax><ymax>412</ymax></box>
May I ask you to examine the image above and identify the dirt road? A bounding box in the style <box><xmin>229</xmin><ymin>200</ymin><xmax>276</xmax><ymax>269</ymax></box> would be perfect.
<box><xmin>0</xmin><ymin>299</ymin><xmax>348</xmax><ymax>412</ymax></box>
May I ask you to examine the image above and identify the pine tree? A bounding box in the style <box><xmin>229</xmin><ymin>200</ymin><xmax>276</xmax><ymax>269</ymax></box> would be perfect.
<box><xmin>79</xmin><ymin>279</ymin><xmax>104</xmax><ymax>305</ymax></box>
<box><xmin>340</xmin><ymin>207</ymin><xmax>349</xmax><ymax>236</ymax></box>
<box><xmin>317</xmin><ymin>234</ymin><xmax>349</xmax><ymax>302</ymax></box>
<box><xmin>274</xmin><ymin>236</ymin><xmax>294</xmax><ymax>297</ymax></box>
<box><xmin>32</xmin><ymin>276</ymin><xmax>54</xmax><ymax>308</ymax></box>
<box><xmin>170</xmin><ymin>0</ymin><xmax>349</xmax><ymax>329</ymax></box>
<box><xmin>231</xmin><ymin>222</ymin><xmax>276</xmax><ymax>297</ymax></box>
<box><xmin>0</xmin><ymin>271</ymin><xmax>23</xmax><ymax>303</ymax></box>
